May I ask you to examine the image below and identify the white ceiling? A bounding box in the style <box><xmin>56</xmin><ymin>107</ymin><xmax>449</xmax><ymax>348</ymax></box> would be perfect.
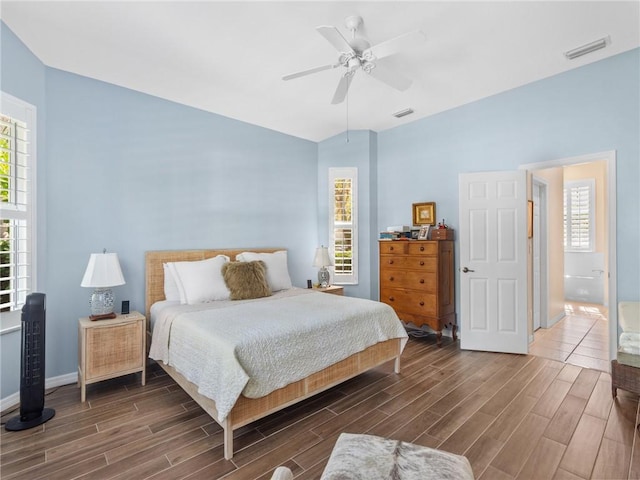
<box><xmin>2</xmin><ymin>1</ymin><xmax>639</xmax><ymax>142</ymax></box>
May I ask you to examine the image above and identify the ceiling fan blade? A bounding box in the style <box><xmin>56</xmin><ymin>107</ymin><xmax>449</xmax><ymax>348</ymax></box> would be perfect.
<box><xmin>366</xmin><ymin>62</ymin><xmax>412</xmax><ymax>91</ymax></box>
<box><xmin>316</xmin><ymin>25</ymin><xmax>355</xmax><ymax>54</ymax></box>
<box><xmin>364</xmin><ymin>30</ymin><xmax>426</xmax><ymax>60</ymax></box>
<box><xmin>331</xmin><ymin>73</ymin><xmax>354</xmax><ymax>104</ymax></box>
<box><xmin>283</xmin><ymin>63</ymin><xmax>339</xmax><ymax>81</ymax></box>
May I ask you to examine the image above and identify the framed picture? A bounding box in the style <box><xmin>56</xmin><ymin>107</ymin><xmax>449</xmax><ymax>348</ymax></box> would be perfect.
<box><xmin>418</xmin><ymin>225</ymin><xmax>431</xmax><ymax>240</ymax></box>
<box><xmin>412</xmin><ymin>202</ymin><xmax>436</xmax><ymax>226</ymax></box>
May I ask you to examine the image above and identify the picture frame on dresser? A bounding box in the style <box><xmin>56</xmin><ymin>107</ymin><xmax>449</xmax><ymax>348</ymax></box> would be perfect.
<box><xmin>418</xmin><ymin>225</ymin><xmax>431</xmax><ymax>240</ymax></box>
<box><xmin>412</xmin><ymin>202</ymin><xmax>436</xmax><ymax>226</ymax></box>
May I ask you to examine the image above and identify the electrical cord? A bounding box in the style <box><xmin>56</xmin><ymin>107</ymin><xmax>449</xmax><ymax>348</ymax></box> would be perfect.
<box><xmin>0</xmin><ymin>386</ymin><xmax>60</xmax><ymax>427</ymax></box>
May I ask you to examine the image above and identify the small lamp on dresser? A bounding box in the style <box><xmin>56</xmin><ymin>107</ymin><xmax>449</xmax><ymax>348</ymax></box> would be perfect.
<box><xmin>81</xmin><ymin>249</ymin><xmax>125</xmax><ymax>321</ymax></box>
<box><xmin>313</xmin><ymin>246</ymin><xmax>333</xmax><ymax>288</ymax></box>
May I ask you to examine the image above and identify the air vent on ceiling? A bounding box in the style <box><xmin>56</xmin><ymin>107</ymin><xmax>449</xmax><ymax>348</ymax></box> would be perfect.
<box><xmin>564</xmin><ymin>36</ymin><xmax>610</xmax><ymax>60</ymax></box>
<box><xmin>393</xmin><ymin>108</ymin><xmax>414</xmax><ymax>118</ymax></box>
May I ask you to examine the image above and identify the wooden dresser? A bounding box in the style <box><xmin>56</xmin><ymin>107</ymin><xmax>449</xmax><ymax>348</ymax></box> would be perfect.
<box><xmin>379</xmin><ymin>240</ymin><xmax>456</xmax><ymax>346</ymax></box>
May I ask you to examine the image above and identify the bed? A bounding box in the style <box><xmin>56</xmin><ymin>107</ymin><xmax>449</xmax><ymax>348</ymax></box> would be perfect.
<box><xmin>145</xmin><ymin>248</ymin><xmax>407</xmax><ymax>459</ymax></box>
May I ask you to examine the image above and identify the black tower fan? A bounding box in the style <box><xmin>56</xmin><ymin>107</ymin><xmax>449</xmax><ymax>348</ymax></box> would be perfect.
<box><xmin>5</xmin><ymin>293</ymin><xmax>55</xmax><ymax>431</ymax></box>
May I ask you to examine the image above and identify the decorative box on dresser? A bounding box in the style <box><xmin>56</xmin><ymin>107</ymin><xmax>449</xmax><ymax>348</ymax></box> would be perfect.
<box><xmin>379</xmin><ymin>240</ymin><xmax>456</xmax><ymax>346</ymax></box>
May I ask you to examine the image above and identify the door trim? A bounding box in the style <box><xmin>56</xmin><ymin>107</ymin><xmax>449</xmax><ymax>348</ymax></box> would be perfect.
<box><xmin>532</xmin><ymin>178</ymin><xmax>549</xmax><ymax>329</ymax></box>
<box><xmin>520</xmin><ymin>150</ymin><xmax>617</xmax><ymax>360</ymax></box>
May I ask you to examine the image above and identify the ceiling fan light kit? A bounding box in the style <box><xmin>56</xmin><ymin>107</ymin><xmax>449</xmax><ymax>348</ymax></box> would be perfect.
<box><xmin>283</xmin><ymin>15</ymin><xmax>425</xmax><ymax>104</ymax></box>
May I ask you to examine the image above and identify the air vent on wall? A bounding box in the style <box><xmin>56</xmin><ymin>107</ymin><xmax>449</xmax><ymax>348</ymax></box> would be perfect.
<box><xmin>393</xmin><ymin>108</ymin><xmax>414</xmax><ymax>118</ymax></box>
<box><xmin>564</xmin><ymin>36</ymin><xmax>610</xmax><ymax>60</ymax></box>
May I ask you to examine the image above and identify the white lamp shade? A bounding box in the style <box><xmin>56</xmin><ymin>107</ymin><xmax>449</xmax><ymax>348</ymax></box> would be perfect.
<box><xmin>81</xmin><ymin>253</ymin><xmax>126</xmax><ymax>288</ymax></box>
<box><xmin>313</xmin><ymin>246</ymin><xmax>333</xmax><ymax>268</ymax></box>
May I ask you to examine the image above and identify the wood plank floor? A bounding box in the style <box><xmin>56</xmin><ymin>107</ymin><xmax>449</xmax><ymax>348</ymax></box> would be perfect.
<box><xmin>2</xmin><ymin>336</ymin><xmax>638</xmax><ymax>480</ymax></box>
<box><xmin>530</xmin><ymin>302</ymin><xmax>610</xmax><ymax>372</ymax></box>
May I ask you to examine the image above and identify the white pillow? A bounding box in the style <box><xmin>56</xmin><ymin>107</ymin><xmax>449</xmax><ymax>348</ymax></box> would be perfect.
<box><xmin>168</xmin><ymin>255</ymin><xmax>230</xmax><ymax>304</ymax></box>
<box><xmin>163</xmin><ymin>263</ymin><xmax>181</xmax><ymax>301</ymax></box>
<box><xmin>236</xmin><ymin>250</ymin><xmax>292</xmax><ymax>292</ymax></box>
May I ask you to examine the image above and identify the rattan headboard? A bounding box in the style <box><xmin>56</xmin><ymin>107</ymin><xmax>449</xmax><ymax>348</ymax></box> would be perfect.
<box><xmin>145</xmin><ymin>248</ymin><xmax>283</xmax><ymax>320</ymax></box>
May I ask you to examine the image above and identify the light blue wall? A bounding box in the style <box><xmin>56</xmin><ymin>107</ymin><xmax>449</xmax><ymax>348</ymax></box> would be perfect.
<box><xmin>377</xmin><ymin>48</ymin><xmax>640</xmax><ymax>309</ymax></box>
<box><xmin>318</xmin><ymin>130</ymin><xmax>377</xmax><ymax>299</ymax></box>
<box><xmin>1</xmin><ymin>22</ymin><xmax>318</xmax><ymax>399</ymax></box>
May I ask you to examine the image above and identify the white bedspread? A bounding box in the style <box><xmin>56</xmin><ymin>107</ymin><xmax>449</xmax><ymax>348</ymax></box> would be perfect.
<box><xmin>149</xmin><ymin>288</ymin><xmax>407</xmax><ymax>421</ymax></box>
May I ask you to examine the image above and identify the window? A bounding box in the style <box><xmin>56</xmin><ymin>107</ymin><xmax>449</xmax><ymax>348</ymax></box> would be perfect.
<box><xmin>1</xmin><ymin>92</ymin><xmax>36</xmax><ymax>323</ymax></box>
<box><xmin>563</xmin><ymin>179</ymin><xmax>595</xmax><ymax>252</ymax></box>
<box><xmin>329</xmin><ymin>167</ymin><xmax>357</xmax><ymax>285</ymax></box>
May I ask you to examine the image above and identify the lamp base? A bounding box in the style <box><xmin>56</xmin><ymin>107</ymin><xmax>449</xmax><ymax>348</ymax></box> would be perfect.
<box><xmin>89</xmin><ymin>287</ymin><xmax>116</xmax><ymax>319</ymax></box>
<box><xmin>318</xmin><ymin>267</ymin><xmax>330</xmax><ymax>288</ymax></box>
<box><xmin>89</xmin><ymin>312</ymin><xmax>117</xmax><ymax>321</ymax></box>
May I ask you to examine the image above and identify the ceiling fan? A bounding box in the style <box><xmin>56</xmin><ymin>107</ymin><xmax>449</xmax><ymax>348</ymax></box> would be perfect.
<box><xmin>283</xmin><ymin>15</ymin><xmax>426</xmax><ymax>104</ymax></box>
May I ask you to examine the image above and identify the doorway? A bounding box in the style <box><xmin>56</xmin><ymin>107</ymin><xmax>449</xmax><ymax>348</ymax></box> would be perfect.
<box><xmin>522</xmin><ymin>150</ymin><xmax>616</xmax><ymax>364</ymax></box>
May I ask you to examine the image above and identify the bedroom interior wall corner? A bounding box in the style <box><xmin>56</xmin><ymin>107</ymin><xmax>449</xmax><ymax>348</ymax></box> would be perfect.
<box><xmin>377</xmin><ymin>47</ymin><xmax>640</xmax><ymax>326</ymax></box>
<box><xmin>2</xmin><ymin>18</ymin><xmax>319</xmax><ymax>401</ymax></box>
<box><xmin>318</xmin><ymin>130</ymin><xmax>377</xmax><ymax>300</ymax></box>
<box><xmin>0</xmin><ymin>21</ymin><xmax>47</xmax><ymax>401</ymax></box>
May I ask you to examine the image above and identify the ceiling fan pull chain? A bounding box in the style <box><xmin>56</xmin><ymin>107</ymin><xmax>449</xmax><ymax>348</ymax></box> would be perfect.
<box><xmin>346</xmin><ymin>89</ymin><xmax>350</xmax><ymax>143</ymax></box>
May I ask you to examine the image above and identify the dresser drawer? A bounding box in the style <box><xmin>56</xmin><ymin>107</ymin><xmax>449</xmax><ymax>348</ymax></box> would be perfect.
<box><xmin>380</xmin><ymin>271</ymin><xmax>437</xmax><ymax>292</ymax></box>
<box><xmin>380</xmin><ymin>287</ymin><xmax>437</xmax><ymax>316</ymax></box>
<box><xmin>380</xmin><ymin>255</ymin><xmax>438</xmax><ymax>271</ymax></box>
<box><xmin>407</xmin><ymin>242</ymin><xmax>438</xmax><ymax>256</ymax></box>
<box><xmin>379</xmin><ymin>242</ymin><xmax>408</xmax><ymax>255</ymax></box>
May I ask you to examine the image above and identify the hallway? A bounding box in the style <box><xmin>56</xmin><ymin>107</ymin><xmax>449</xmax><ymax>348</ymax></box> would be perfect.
<box><xmin>530</xmin><ymin>302</ymin><xmax>610</xmax><ymax>372</ymax></box>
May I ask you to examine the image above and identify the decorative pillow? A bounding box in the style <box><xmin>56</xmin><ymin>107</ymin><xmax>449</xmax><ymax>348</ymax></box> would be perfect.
<box><xmin>163</xmin><ymin>263</ymin><xmax>181</xmax><ymax>301</ymax></box>
<box><xmin>222</xmin><ymin>261</ymin><xmax>272</xmax><ymax>300</ymax></box>
<box><xmin>236</xmin><ymin>250</ymin><xmax>292</xmax><ymax>292</ymax></box>
<box><xmin>167</xmin><ymin>255</ymin><xmax>230</xmax><ymax>304</ymax></box>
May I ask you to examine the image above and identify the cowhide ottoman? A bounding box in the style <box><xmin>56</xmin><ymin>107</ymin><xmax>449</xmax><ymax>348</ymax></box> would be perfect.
<box><xmin>319</xmin><ymin>433</ymin><xmax>475</xmax><ymax>480</ymax></box>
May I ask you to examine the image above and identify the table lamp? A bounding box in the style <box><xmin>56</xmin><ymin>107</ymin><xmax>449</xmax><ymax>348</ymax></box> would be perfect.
<box><xmin>313</xmin><ymin>246</ymin><xmax>333</xmax><ymax>288</ymax></box>
<box><xmin>81</xmin><ymin>250</ymin><xmax>125</xmax><ymax>320</ymax></box>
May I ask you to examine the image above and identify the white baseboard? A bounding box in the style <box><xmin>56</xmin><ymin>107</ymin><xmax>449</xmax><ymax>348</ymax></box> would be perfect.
<box><xmin>1</xmin><ymin>371</ymin><xmax>78</xmax><ymax>411</ymax></box>
<box><xmin>546</xmin><ymin>312</ymin><xmax>565</xmax><ymax>329</ymax></box>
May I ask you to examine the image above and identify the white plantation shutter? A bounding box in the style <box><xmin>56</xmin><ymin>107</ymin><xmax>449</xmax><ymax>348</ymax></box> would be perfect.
<box><xmin>0</xmin><ymin>93</ymin><xmax>35</xmax><ymax>314</ymax></box>
<box><xmin>564</xmin><ymin>179</ymin><xmax>595</xmax><ymax>252</ymax></box>
<box><xmin>329</xmin><ymin>168</ymin><xmax>358</xmax><ymax>284</ymax></box>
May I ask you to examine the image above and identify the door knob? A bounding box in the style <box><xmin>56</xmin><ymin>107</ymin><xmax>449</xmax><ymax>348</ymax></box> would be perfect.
<box><xmin>462</xmin><ymin>267</ymin><xmax>475</xmax><ymax>273</ymax></box>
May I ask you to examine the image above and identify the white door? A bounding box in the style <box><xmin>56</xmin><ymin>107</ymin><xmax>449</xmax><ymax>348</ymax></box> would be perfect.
<box><xmin>459</xmin><ymin>170</ymin><xmax>529</xmax><ymax>354</ymax></box>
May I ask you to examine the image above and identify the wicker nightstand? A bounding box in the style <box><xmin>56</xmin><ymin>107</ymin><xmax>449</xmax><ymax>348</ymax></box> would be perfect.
<box><xmin>313</xmin><ymin>285</ymin><xmax>344</xmax><ymax>296</ymax></box>
<box><xmin>78</xmin><ymin>311</ymin><xmax>146</xmax><ymax>402</ymax></box>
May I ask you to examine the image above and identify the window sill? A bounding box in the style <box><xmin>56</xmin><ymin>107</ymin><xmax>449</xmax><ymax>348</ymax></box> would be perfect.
<box><xmin>1</xmin><ymin>310</ymin><xmax>22</xmax><ymax>335</ymax></box>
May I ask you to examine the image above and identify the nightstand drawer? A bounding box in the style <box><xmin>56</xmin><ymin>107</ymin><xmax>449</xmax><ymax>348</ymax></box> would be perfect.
<box><xmin>85</xmin><ymin>322</ymin><xmax>144</xmax><ymax>380</ymax></box>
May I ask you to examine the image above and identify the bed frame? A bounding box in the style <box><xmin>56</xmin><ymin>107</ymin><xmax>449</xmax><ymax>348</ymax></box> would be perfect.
<box><xmin>145</xmin><ymin>248</ymin><xmax>403</xmax><ymax>459</ymax></box>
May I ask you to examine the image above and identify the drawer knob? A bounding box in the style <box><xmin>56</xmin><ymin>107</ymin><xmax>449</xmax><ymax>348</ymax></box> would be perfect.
<box><xmin>390</xmin><ymin>246</ymin><xmax>394</xmax><ymax>251</ymax></box>
<box><xmin>420</xmin><ymin>246</ymin><xmax>425</xmax><ymax>251</ymax></box>
<box><xmin>420</xmin><ymin>261</ymin><xmax>424</xmax><ymax>266</ymax></box>
<box><xmin>420</xmin><ymin>279</ymin><xmax>424</xmax><ymax>284</ymax></box>
<box><xmin>388</xmin><ymin>260</ymin><xmax>394</xmax><ymax>264</ymax></box>
<box><xmin>389</xmin><ymin>276</ymin><xmax>394</xmax><ymax>281</ymax></box>
<box><xmin>419</xmin><ymin>301</ymin><xmax>425</xmax><ymax>306</ymax></box>
<box><xmin>389</xmin><ymin>296</ymin><xmax>395</xmax><ymax>302</ymax></box>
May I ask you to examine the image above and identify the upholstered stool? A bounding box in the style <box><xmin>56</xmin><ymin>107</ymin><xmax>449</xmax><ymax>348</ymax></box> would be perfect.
<box><xmin>270</xmin><ymin>466</ymin><xmax>294</xmax><ymax>480</ymax></box>
<box><xmin>320</xmin><ymin>433</ymin><xmax>474</xmax><ymax>479</ymax></box>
